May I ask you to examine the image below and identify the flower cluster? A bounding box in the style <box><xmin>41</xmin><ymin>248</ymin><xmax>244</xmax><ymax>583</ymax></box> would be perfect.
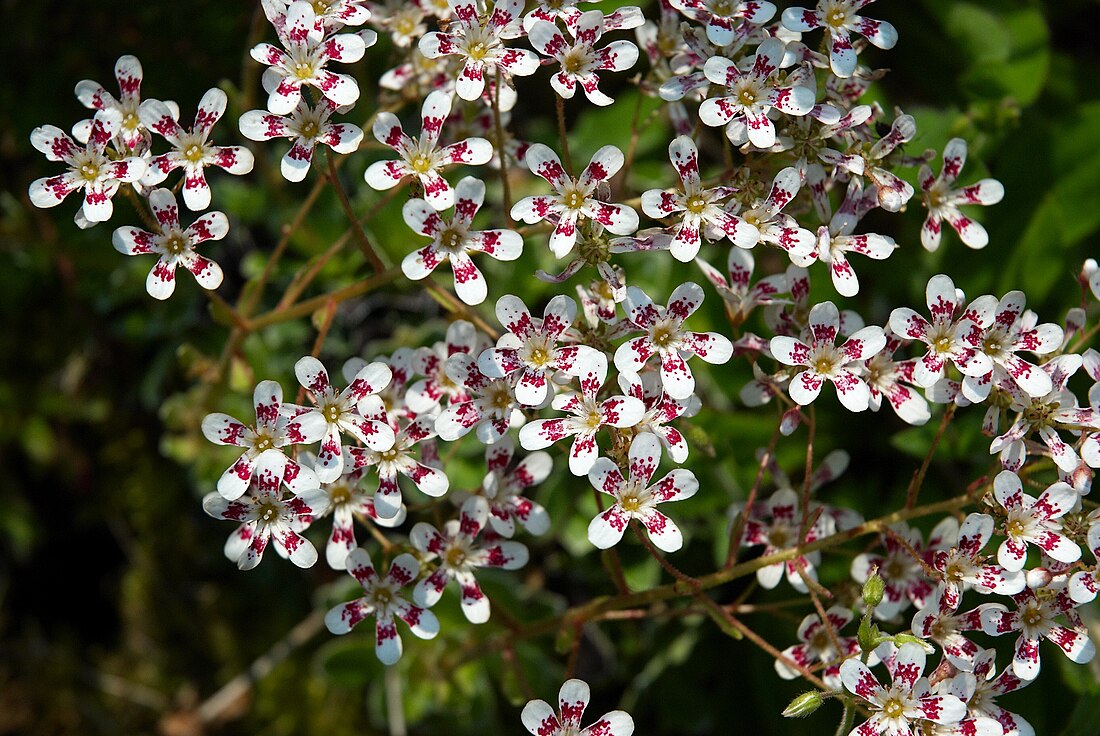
<box><xmin>29</xmin><ymin>0</ymin><xmax>1100</xmax><ymax>731</ymax></box>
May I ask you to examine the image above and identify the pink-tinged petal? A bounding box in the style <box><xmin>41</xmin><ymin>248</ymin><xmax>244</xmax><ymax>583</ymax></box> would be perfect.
<box><xmin>201</xmin><ymin>413</ymin><xmax>248</xmax><ymax>447</ymax></box>
<box><xmin>510</xmin><ymin>194</ymin><xmax>558</xmax><ymax>225</ymax></box>
<box><xmin>578</xmin><ymin>144</ymin><xmax>625</xmax><ymax>188</ymax></box>
<box><xmin>840</xmin><ymin>658</ymin><xmax>882</xmax><ymax>700</ymax></box>
<box><xmin>528</xmin><ymin>19</ymin><xmax>570</xmax><ymax>57</ymax></box>
<box><xmin>139</xmin><ymin>99</ymin><xmax>185</xmax><ymax>143</ymax></box>
<box><xmin>1047</xmin><ymin>624</ymin><xmax>1095</xmax><ymax>664</ymax></box>
<box><xmin>112</xmin><ymin>226</ymin><xmax>156</xmax><ymax>256</ymax></box>
<box><xmin>585</xmin><ymin>201</ymin><xmax>638</xmax><ymax>236</ymax></box>
<box><xmin>448</xmin><ymin>251</ymin><xmax>487</xmax><ymax>306</ymax></box>
<box><xmin>193</xmin><ymin>87</ymin><xmax>226</xmax><ymax>136</ymax></box>
<box><xmin>182</xmin><ymin>253</ymin><xmax>224</xmax><ymax>291</ymax></box>
<box><xmin>892</xmin><ymin>642</ymin><xmax>926</xmax><ymax>690</ymax></box>
<box><xmin>832</xmin><ymin>370</ymin><xmax>871</xmax><ymax>412</ymax></box>
<box><xmin>627</xmin><ymin>432</ymin><xmax>661</xmax><ymax>486</ymax></box>
<box><xmin>856</xmin><ymin>16</ymin><xmax>898</xmax><ymax>50</ymax></box>
<box><xmin>469</xmin><ymin>229</ymin><xmax>522</xmax><ymax>261</ymax></box>
<box><xmin>588</xmin><ymin>504</ymin><xmax>630</xmax><ymax>549</ymax></box>
<box><xmin>660</xmin><ymin>352</ymin><xmax>695</xmax><ymax>400</ymax></box>
<box><xmin>1036</xmin><ymin>530</ymin><xmax>1081</xmax><ymax>564</ymax></box>
<box><xmin>519</xmin><ymin>418</ymin><xmax>576</xmax><ymax>451</ymax></box>
<box><xmin>211</xmin><ymin>146</ymin><xmax>254</xmax><ymax>176</ymax></box>
<box><xmin>915</xmin><ymin>694</ymin><xmax>966</xmax><ymax>725</ymax></box>
<box><xmin>393</xmin><ymin>598</ymin><xmax>439</xmax><ymax>640</ymax></box>
<box><xmin>185</xmin><ymin>211</ymin><xmax>229</xmax><ymax>244</ymax></box>
<box><xmin>650</xmin><ymin>469</ymin><xmax>698</xmax><ymax>503</ymax></box>
<box><xmin>1002</xmin><ymin>355</ymin><xmax>1053</xmax><ymax>398</ymax></box>
<box><xmin>888</xmin><ymin>307</ymin><xmax>931</xmax><ymax>341</ymax></box>
<box><xmin>1011</xmin><ymin>635</ymin><xmax>1041</xmax><ymax>680</ymax></box>
<box><xmin>273</xmin><ymin>524</ymin><xmax>318</xmax><ymax>568</ymax></box>
<box><xmin>494</xmin><ymin>294</ymin><xmax>537</xmax><ymax>338</ymax></box>
<box><xmin>807</xmin><ymin>300</ymin><xmax>840</xmax><ymax>346</ymax></box>
<box><xmin>993</xmin><ymin>470</ymin><xmax>1024</xmax><ymax>510</ymax></box>
<box><xmin>441</xmin><ymin>137</ymin><xmax>493</xmax><ymax>166</ymax></box>
<box><xmin>841</xmin><ymin>326</ymin><xmax>887</xmax><ymax>362</ymax></box>
<box><xmin>419</xmin><ymin>170</ymin><xmax>454</xmax><ymax>211</ymax></box>
<box><xmin>402</xmin><ymin>198</ymin><xmax>446</xmax><ymax>237</ymax></box>
<box><xmin>997</xmin><ymin>538</ymin><xmax>1029</xmax><ymax>573</ymax></box>
<box><xmin>595</xmin><ymin>39</ymin><xmax>639</xmax><ymax>73</ymax></box>
<box><xmin>514</xmin><ymin>367</ymin><xmax>549</xmax><ymax>406</ymax></box>
<box><xmin>588</xmin><ymin>457</ymin><xmax>626</xmax><ymax>499</ymax></box>
<box><xmin>455</xmin><ymin>60</ymin><xmax>486</xmax><ymax>101</ymax></box>
<box><xmin>951</xmin><ymin>179</ymin><xmax>1005</xmax><ymax>206</ymax></box>
<box><xmin>639</xmin><ymin>507</ymin><xmax>684</xmax><ymax>552</ymax></box>
<box><xmin>216</xmin><ymin>454</ymin><xmax>256</xmax><ymax>500</ymax></box>
<box><xmin>454</xmin><ymin>570</ymin><xmax>491</xmax><ymax>624</ymax></box>
<box><xmin>521</xmin><ymin>700</ymin><xmax>561</xmax><ymax>736</ymax></box>
<box><xmin>30</xmin><ymin>124</ymin><xmax>82</xmax><ymax>160</ymax></box>
<box><xmin>28</xmin><ymin>173</ymin><xmax>82</xmax><ymax>208</ymax></box>
<box><xmin>789</xmin><ymin>369</ymin><xmax>825</xmax><ymax>405</ymax></box>
<box><xmin>180</xmin><ymin>168</ymin><xmax>212</xmax><ymax>211</ymax></box>
<box><xmin>684</xmin><ymin>332</ymin><xmax>733</xmax><ymax>364</ymax></box>
<box><xmin>373</xmin><ymin>614</ymin><xmax>403</xmax><ymax>665</ymax></box>
<box><xmin>404</xmin><ymin>459</ymin><xmax>449</xmax><ymax>498</ymax></box>
<box><xmin>744</xmin><ymin>109</ymin><xmax>776</xmax><ymax>149</ymax></box>
<box><xmin>495</xmin><ymin>47</ymin><xmax>540</xmax><ymax>77</ymax></box>
<box><xmin>780</xmin><ymin>7</ymin><xmax>823</xmax><ymax>33</ymax></box>
<box><xmin>614</xmin><ymin>336</ymin><xmax>655</xmax><ymax>374</ymax></box>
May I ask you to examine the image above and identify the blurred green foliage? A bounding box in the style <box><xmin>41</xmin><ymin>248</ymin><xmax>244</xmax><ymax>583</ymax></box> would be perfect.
<box><xmin>2</xmin><ymin>0</ymin><xmax>1099</xmax><ymax>734</ymax></box>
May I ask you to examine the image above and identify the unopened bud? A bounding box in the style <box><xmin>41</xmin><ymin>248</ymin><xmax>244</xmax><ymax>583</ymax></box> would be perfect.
<box><xmin>782</xmin><ymin>691</ymin><xmax>823</xmax><ymax>718</ymax></box>
<box><xmin>857</xmin><ymin>617</ymin><xmax>880</xmax><ymax>654</ymax></box>
<box><xmin>862</xmin><ymin>572</ymin><xmax>886</xmax><ymax>609</ymax></box>
<box><xmin>1026</xmin><ymin>567</ymin><xmax>1053</xmax><ymax>589</ymax></box>
<box><xmin>780</xmin><ymin>407</ymin><xmax>801</xmax><ymax>436</ymax></box>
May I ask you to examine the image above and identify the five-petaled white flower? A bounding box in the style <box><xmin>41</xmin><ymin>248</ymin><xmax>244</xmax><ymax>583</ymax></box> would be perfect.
<box><xmin>667</xmin><ymin>0</ymin><xmax>776</xmax><ymax>47</ymax></box>
<box><xmin>417</xmin><ymin>0</ymin><xmax>539</xmax><ymax>101</ymax></box>
<box><xmin>251</xmin><ymin>0</ymin><xmax>368</xmax><ymax>114</ymax></box>
<box><xmin>325</xmin><ymin>548</ymin><xmax>440</xmax><ymax>665</ymax></box>
<box><xmin>239</xmin><ymin>98</ymin><xmax>364</xmax><ymax>182</ymax></box>
<box><xmin>522</xmin><ymin>679</ymin><xmax>634</xmax><ymax>736</ymax></box>
<box><xmin>781</xmin><ymin>0</ymin><xmax>898</xmax><ymax>78</ymax></box>
<box><xmin>840</xmin><ymin>642</ymin><xmax>967</xmax><ymax>735</ymax></box>
<box><xmin>479</xmin><ymin>437</ymin><xmax>553</xmax><ymax>537</ymax></box>
<box><xmin>980</xmin><ymin>587</ymin><xmax>1095</xmax><ymax>681</ymax></box>
<box><xmin>411</xmin><ymin>495</ymin><xmax>529</xmax><ymax>623</ymax></box>
<box><xmin>112</xmin><ymin>188</ymin><xmax>227</xmax><ymax>299</ymax></box>
<box><xmin>888</xmin><ymin>274</ymin><xmax>997</xmax><ymax>389</ymax></box>
<box><xmin>479</xmin><ymin>294</ymin><xmax>599</xmax><ymax>406</ymax></box>
<box><xmin>770</xmin><ymin>300</ymin><xmax>886</xmax><ymax>411</ymax></box>
<box><xmin>511</xmin><ymin>143</ymin><xmax>639</xmax><ymax>258</ymax></box>
<box><xmin>919</xmin><ymin>137</ymin><xmax>1005</xmax><ymax>251</ymax></box>
<box><xmin>365</xmin><ymin>89</ymin><xmax>493</xmax><ymax>210</ymax></box>
<box><xmin>990</xmin><ymin>470</ymin><xmax>1080</xmax><ymax>573</ymax></box>
<box><xmin>586</xmin><ymin>433</ymin><xmax>698</xmax><ymax>552</ymax></box>
<box><xmin>286</xmin><ymin>356</ymin><xmax>396</xmax><ymax>482</ymax></box>
<box><xmin>401</xmin><ymin>176</ymin><xmax>523</xmax><ymax>304</ymax></box>
<box><xmin>202</xmin><ymin>467</ymin><xmax>328</xmax><ymax>570</ymax></box>
<box><xmin>140</xmin><ymin>88</ymin><xmax>255</xmax><ymax>211</ymax></box>
<box><xmin>528</xmin><ymin>10</ymin><xmax>640</xmax><ymax>106</ymax></box>
<box><xmin>202</xmin><ymin>380</ymin><xmax>321</xmax><ymax>500</ymax></box>
<box><xmin>699</xmin><ymin>38</ymin><xmax>816</xmax><ymax>149</ymax></box>
<box><xmin>29</xmin><ymin>110</ymin><xmax>147</xmax><ymax>226</ymax></box>
<box><xmin>614</xmin><ymin>282</ymin><xmax>734</xmax><ymax>400</ymax></box>
<box><xmin>642</xmin><ymin>135</ymin><xmax>756</xmax><ymax>261</ymax></box>
<box><xmin>73</xmin><ymin>54</ymin><xmax>152</xmax><ymax>152</ymax></box>
<box><xmin>520</xmin><ymin>348</ymin><xmax>645</xmax><ymax>475</ymax></box>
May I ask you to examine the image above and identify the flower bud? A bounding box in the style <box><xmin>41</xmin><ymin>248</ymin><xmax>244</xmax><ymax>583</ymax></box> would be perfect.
<box><xmin>1026</xmin><ymin>567</ymin><xmax>1053</xmax><ymax>589</ymax></box>
<box><xmin>780</xmin><ymin>407</ymin><xmax>802</xmax><ymax>436</ymax></box>
<box><xmin>782</xmin><ymin>691</ymin><xmax>823</xmax><ymax>718</ymax></box>
<box><xmin>862</xmin><ymin>571</ymin><xmax>886</xmax><ymax>608</ymax></box>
